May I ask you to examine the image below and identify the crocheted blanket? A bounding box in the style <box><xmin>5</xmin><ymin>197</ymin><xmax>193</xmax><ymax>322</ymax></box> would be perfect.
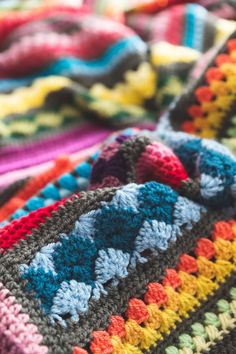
<box><xmin>1</xmin><ymin>1</ymin><xmax>236</xmax><ymax>354</ymax></box>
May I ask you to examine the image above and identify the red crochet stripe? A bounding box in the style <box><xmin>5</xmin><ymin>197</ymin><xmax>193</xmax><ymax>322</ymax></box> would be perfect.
<box><xmin>0</xmin><ymin>198</ymin><xmax>71</xmax><ymax>252</ymax></box>
<box><xmin>0</xmin><ymin>30</ymin><xmax>132</xmax><ymax>77</ymax></box>
<box><xmin>0</xmin><ymin>16</ymin><xmax>135</xmax><ymax>77</ymax></box>
<box><xmin>164</xmin><ymin>4</ymin><xmax>185</xmax><ymax>46</ymax></box>
<box><xmin>132</xmin><ymin>0</ymin><xmax>192</xmax><ymax>13</ymax></box>
<box><xmin>0</xmin><ymin>6</ymin><xmax>90</xmax><ymax>44</ymax></box>
<box><xmin>136</xmin><ymin>142</ymin><xmax>188</xmax><ymax>188</ymax></box>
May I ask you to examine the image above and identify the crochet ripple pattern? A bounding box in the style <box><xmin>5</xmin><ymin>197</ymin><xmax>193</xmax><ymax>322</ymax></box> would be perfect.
<box><xmin>0</xmin><ymin>14</ymin><xmax>147</xmax><ymax>91</ymax></box>
<box><xmin>2</xmin><ymin>2</ymin><xmax>235</xmax><ymax>148</ymax></box>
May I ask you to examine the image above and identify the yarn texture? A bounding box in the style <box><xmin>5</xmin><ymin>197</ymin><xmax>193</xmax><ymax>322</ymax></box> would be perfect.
<box><xmin>1</xmin><ymin>1</ymin><xmax>236</xmax><ymax>354</ymax></box>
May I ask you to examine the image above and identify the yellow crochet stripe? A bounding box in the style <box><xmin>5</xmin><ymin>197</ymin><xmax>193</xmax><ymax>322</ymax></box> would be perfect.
<box><xmin>151</xmin><ymin>42</ymin><xmax>200</xmax><ymax>67</ymax></box>
<box><xmin>0</xmin><ymin>106</ymin><xmax>80</xmax><ymax>138</ymax></box>
<box><xmin>222</xmin><ymin>137</ymin><xmax>236</xmax><ymax>155</ymax></box>
<box><xmin>87</xmin><ymin>98</ymin><xmax>146</xmax><ymax>119</ymax></box>
<box><xmin>193</xmin><ymin>61</ymin><xmax>236</xmax><ymax>139</ymax></box>
<box><xmin>0</xmin><ymin>76</ymin><xmax>71</xmax><ymax>120</ymax></box>
<box><xmin>90</xmin><ymin>62</ymin><xmax>157</xmax><ymax>108</ymax></box>
<box><xmin>110</xmin><ymin>237</ymin><xmax>236</xmax><ymax>354</ymax></box>
<box><xmin>215</xmin><ymin>19</ymin><xmax>236</xmax><ymax>43</ymax></box>
<box><xmin>151</xmin><ymin>43</ymin><xmax>200</xmax><ymax>110</ymax></box>
<box><xmin>90</xmin><ymin>45</ymin><xmax>198</xmax><ymax>114</ymax></box>
<box><xmin>156</xmin><ymin>76</ymin><xmax>185</xmax><ymax>106</ymax></box>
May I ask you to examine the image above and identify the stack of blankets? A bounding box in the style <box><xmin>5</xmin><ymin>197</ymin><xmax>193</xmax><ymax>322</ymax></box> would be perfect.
<box><xmin>1</xmin><ymin>1</ymin><xmax>236</xmax><ymax>354</ymax></box>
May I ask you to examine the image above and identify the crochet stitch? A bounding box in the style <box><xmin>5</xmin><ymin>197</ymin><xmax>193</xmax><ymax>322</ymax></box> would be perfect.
<box><xmin>164</xmin><ymin>30</ymin><xmax>236</xmax><ymax>155</ymax></box>
<box><xmin>1</xmin><ymin>127</ymin><xmax>236</xmax><ymax>353</ymax></box>
<box><xmin>1</xmin><ymin>2</ymin><xmax>236</xmax><ymax>354</ymax></box>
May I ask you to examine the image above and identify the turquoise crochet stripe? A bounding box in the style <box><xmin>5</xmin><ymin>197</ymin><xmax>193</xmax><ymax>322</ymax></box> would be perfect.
<box><xmin>0</xmin><ymin>35</ymin><xmax>146</xmax><ymax>92</ymax></box>
<box><xmin>0</xmin><ymin>152</ymin><xmax>99</xmax><ymax>227</ymax></box>
<box><xmin>184</xmin><ymin>4</ymin><xmax>207</xmax><ymax>52</ymax></box>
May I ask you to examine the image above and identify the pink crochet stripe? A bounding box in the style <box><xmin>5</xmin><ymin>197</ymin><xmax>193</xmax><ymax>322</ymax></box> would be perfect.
<box><xmin>0</xmin><ymin>143</ymin><xmax>100</xmax><ymax>191</ymax></box>
<box><xmin>165</xmin><ymin>4</ymin><xmax>185</xmax><ymax>45</ymax></box>
<box><xmin>0</xmin><ymin>328</ymin><xmax>25</xmax><ymax>354</ymax></box>
<box><xmin>0</xmin><ymin>124</ymin><xmax>112</xmax><ymax>175</ymax></box>
<box><xmin>0</xmin><ymin>25</ymin><xmax>131</xmax><ymax>77</ymax></box>
<box><xmin>0</xmin><ymin>283</ymin><xmax>48</xmax><ymax>354</ymax></box>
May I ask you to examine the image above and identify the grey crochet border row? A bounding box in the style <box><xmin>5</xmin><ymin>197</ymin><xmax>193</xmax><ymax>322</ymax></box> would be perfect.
<box><xmin>0</xmin><ymin>177</ymin><xmax>29</xmax><ymax>208</ymax></box>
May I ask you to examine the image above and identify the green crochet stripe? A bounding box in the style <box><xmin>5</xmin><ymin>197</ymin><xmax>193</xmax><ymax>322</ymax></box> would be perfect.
<box><xmin>165</xmin><ymin>287</ymin><xmax>236</xmax><ymax>354</ymax></box>
<box><xmin>0</xmin><ymin>106</ymin><xmax>80</xmax><ymax>139</ymax></box>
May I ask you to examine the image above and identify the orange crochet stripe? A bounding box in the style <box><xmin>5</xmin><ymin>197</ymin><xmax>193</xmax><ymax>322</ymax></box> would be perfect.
<box><xmin>182</xmin><ymin>38</ymin><xmax>236</xmax><ymax>139</ymax></box>
<box><xmin>74</xmin><ymin>220</ymin><xmax>236</xmax><ymax>354</ymax></box>
<box><xmin>0</xmin><ymin>155</ymin><xmax>73</xmax><ymax>222</ymax></box>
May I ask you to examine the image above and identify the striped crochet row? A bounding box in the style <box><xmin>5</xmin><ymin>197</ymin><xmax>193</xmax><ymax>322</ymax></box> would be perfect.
<box><xmin>75</xmin><ymin>219</ymin><xmax>236</xmax><ymax>353</ymax></box>
<box><xmin>0</xmin><ymin>36</ymin><xmax>146</xmax><ymax>92</ymax></box>
<box><xmin>0</xmin><ymin>6</ymin><xmax>90</xmax><ymax>45</ymax></box>
<box><xmin>0</xmin><ymin>155</ymin><xmax>75</xmax><ymax>222</ymax></box>
<box><xmin>0</xmin><ymin>128</ymin><xmax>138</xmax><ymax>225</ymax></box>
<box><xmin>0</xmin><ymin>76</ymin><xmax>71</xmax><ymax>119</ymax></box>
<box><xmin>0</xmin><ymin>105</ymin><xmax>80</xmax><ymax>139</ymax></box>
<box><xmin>0</xmin><ymin>16</ymin><xmax>135</xmax><ymax>78</ymax></box>
<box><xmin>167</xmin><ymin>31</ymin><xmax>236</xmax><ymax>146</ymax></box>
<box><xmin>0</xmin><ymin>154</ymin><xmax>95</xmax><ymax>226</ymax></box>
<box><xmin>129</xmin><ymin>3</ymin><xmax>236</xmax><ymax>49</ymax></box>
<box><xmin>183</xmin><ymin>38</ymin><xmax>236</xmax><ymax>138</ymax></box>
<box><xmin>164</xmin><ymin>286</ymin><xmax>236</xmax><ymax>354</ymax></box>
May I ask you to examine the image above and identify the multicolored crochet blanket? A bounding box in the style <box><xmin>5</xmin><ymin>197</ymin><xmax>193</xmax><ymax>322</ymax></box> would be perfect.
<box><xmin>1</xmin><ymin>1</ymin><xmax>236</xmax><ymax>354</ymax></box>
